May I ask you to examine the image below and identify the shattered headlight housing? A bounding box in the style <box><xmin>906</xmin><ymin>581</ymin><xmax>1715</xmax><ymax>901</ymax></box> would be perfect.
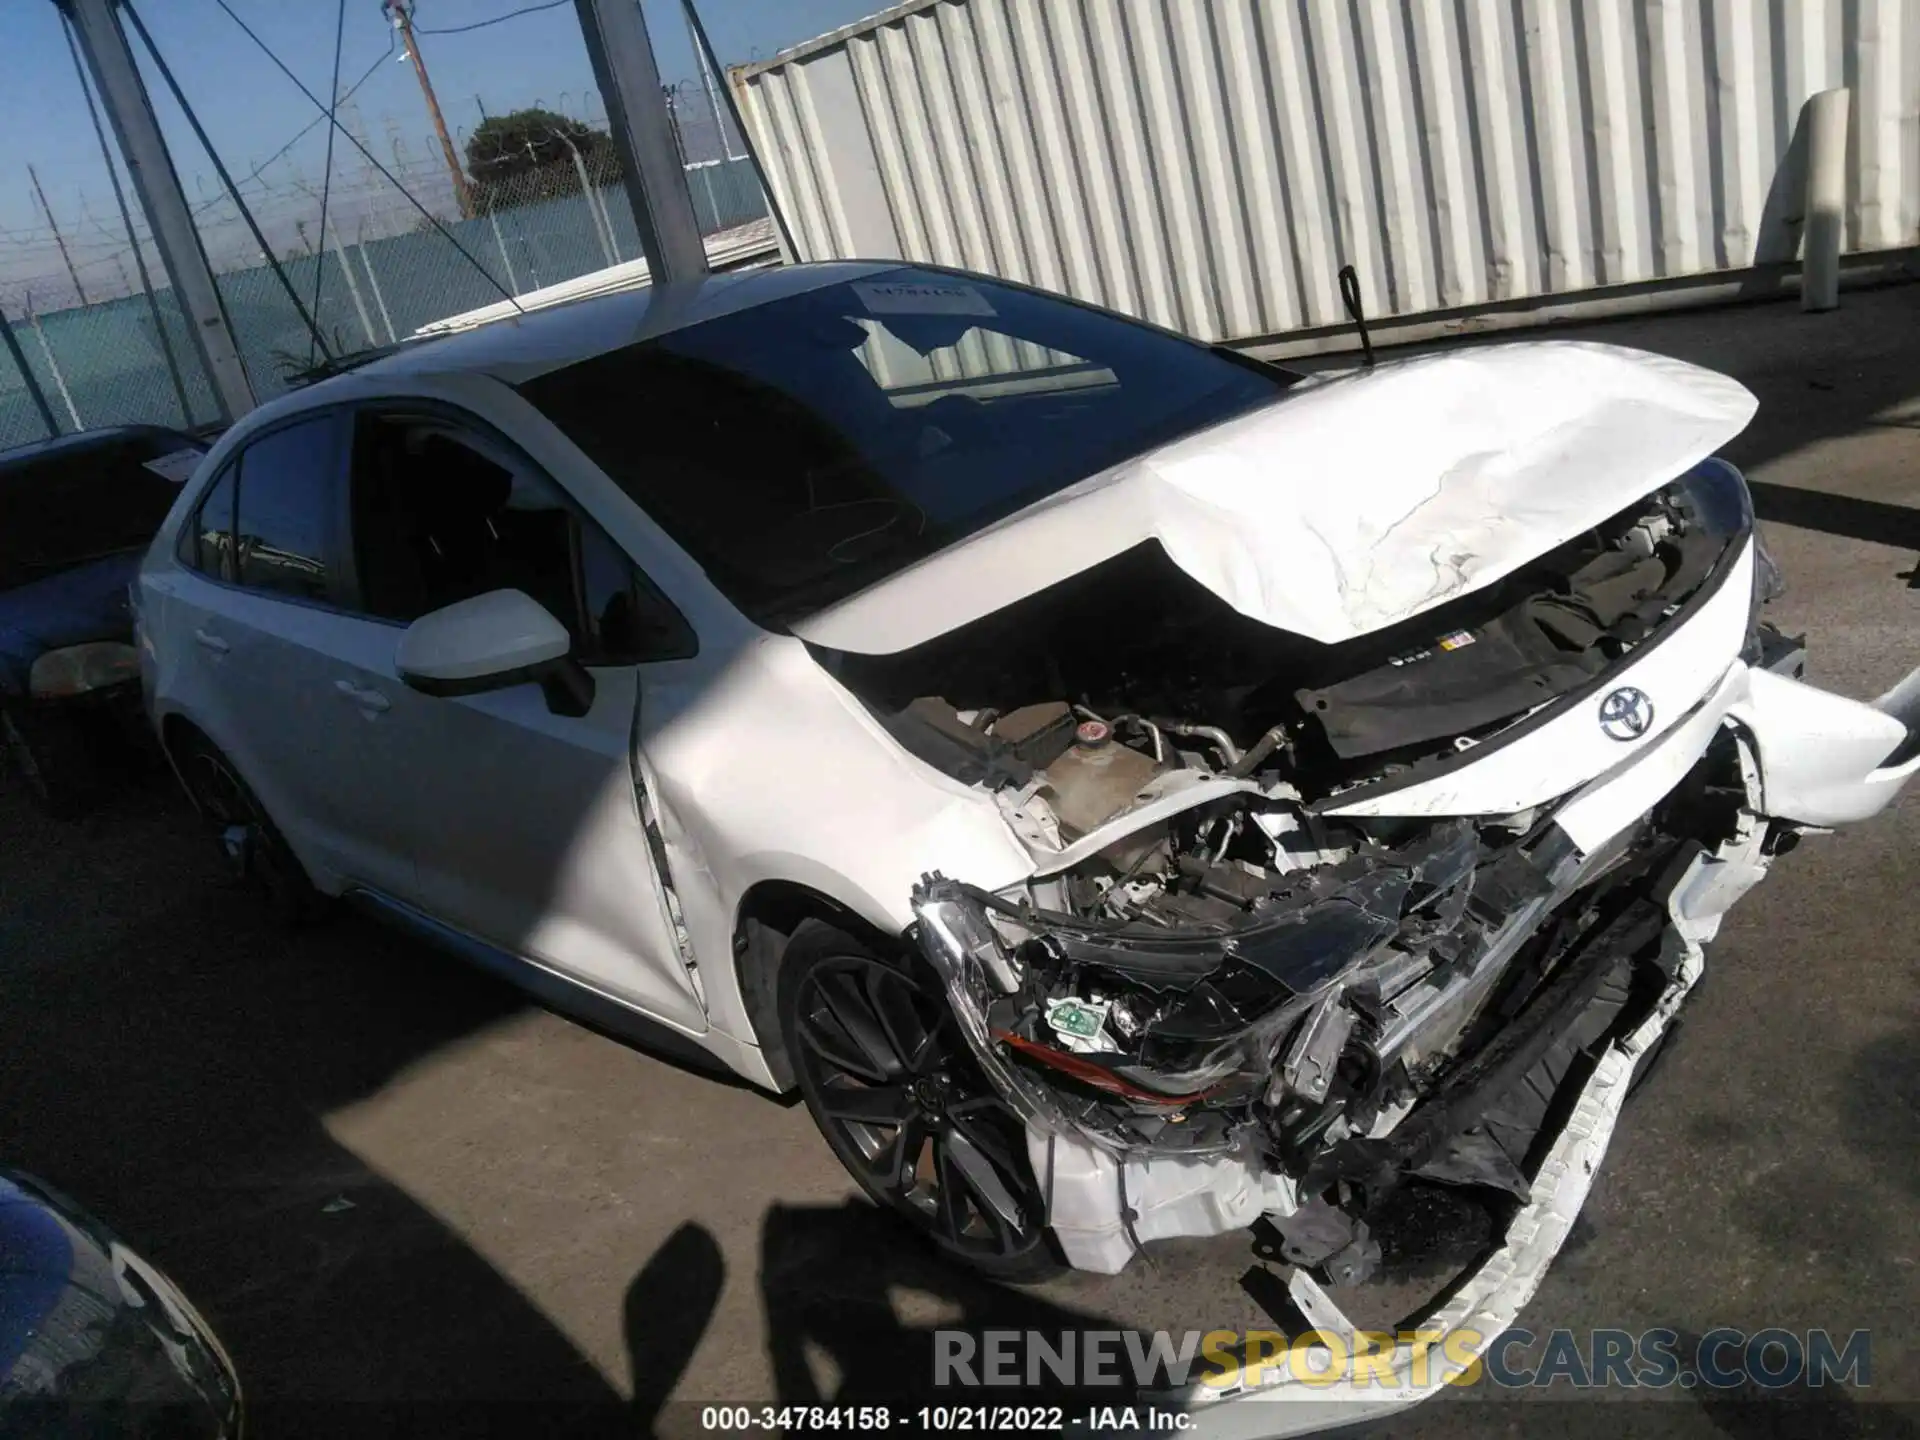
<box><xmin>915</xmin><ymin>880</ymin><xmax>1022</xmax><ymax>994</ymax></box>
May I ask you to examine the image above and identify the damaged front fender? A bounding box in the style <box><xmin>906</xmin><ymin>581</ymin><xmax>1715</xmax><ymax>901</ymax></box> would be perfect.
<box><xmin>908</xmin><ymin>712</ymin><xmax>1807</xmax><ymax>1283</ymax></box>
<box><xmin>1730</xmin><ymin>663</ymin><xmax>1920</xmax><ymax>825</ymax></box>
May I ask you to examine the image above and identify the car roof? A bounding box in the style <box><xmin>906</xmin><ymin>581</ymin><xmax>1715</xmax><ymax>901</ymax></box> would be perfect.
<box><xmin>339</xmin><ymin>259</ymin><xmax>906</xmax><ymax>391</ymax></box>
<box><xmin>0</xmin><ymin>424</ymin><xmax>201</xmax><ymax>473</ymax></box>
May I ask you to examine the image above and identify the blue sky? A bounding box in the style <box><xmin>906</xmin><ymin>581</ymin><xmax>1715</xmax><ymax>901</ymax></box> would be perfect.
<box><xmin>1</xmin><ymin>0</ymin><xmax>884</xmax><ymax>295</ymax></box>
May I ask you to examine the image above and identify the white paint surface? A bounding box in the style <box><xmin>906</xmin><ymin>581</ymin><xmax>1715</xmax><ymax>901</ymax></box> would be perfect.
<box><xmin>795</xmin><ymin>341</ymin><xmax>1758</xmax><ymax>652</ymax></box>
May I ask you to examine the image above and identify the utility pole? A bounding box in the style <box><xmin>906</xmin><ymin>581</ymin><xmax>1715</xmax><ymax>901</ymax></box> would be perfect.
<box><xmin>382</xmin><ymin>0</ymin><xmax>474</xmax><ymax>218</ymax></box>
<box><xmin>28</xmin><ymin>165</ymin><xmax>88</xmax><ymax>307</ymax></box>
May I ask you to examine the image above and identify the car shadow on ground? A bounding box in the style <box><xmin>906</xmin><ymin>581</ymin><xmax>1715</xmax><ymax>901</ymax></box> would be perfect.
<box><xmin>0</xmin><ymin>773</ymin><xmax>627</xmax><ymax>1437</ymax></box>
<box><xmin>624</xmin><ymin>1203</ymin><xmax>1149</xmax><ymax>1437</ymax></box>
<box><xmin>1747</xmin><ymin>483</ymin><xmax>1920</xmax><ymax>556</ymax></box>
<box><xmin>1663</xmin><ymin>1328</ymin><xmax>1920</xmax><ymax>1440</ymax></box>
<box><xmin>622</xmin><ymin>1203</ymin><xmax>1920</xmax><ymax>1440</ymax></box>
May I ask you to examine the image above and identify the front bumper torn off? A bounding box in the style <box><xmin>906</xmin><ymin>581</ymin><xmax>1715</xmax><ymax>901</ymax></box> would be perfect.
<box><xmin>1137</xmin><ymin>825</ymin><xmax>1761</xmax><ymax>1438</ymax></box>
<box><xmin>908</xmin><ymin>626</ymin><xmax>1920</xmax><ymax>1430</ymax></box>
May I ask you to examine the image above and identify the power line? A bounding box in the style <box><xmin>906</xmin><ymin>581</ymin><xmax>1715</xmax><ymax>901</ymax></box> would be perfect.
<box><xmin>206</xmin><ymin>0</ymin><xmax>522</xmax><ymax>315</ymax></box>
<box><xmin>119</xmin><ymin>0</ymin><xmax>335</xmax><ymax>363</ymax></box>
<box><xmin>416</xmin><ymin>0</ymin><xmax>571</xmax><ymax>36</ymax></box>
<box><xmin>192</xmin><ymin>32</ymin><xmax>396</xmax><ymax>217</ymax></box>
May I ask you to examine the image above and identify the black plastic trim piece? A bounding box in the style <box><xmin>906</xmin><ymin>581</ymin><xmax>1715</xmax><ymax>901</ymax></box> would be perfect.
<box><xmin>401</xmin><ymin>655</ymin><xmax>596</xmax><ymax>717</ymax></box>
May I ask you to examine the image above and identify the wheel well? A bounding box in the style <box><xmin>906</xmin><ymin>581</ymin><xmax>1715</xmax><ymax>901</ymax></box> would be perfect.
<box><xmin>158</xmin><ymin>712</ymin><xmax>206</xmax><ymax>766</ymax></box>
<box><xmin>156</xmin><ymin>713</ymin><xmax>213</xmax><ymax>792</ymax></box>
<box><xmin>732</xmin><ymin>880</ymin><xmax>900</xmax><ymax>1091</ymax></box>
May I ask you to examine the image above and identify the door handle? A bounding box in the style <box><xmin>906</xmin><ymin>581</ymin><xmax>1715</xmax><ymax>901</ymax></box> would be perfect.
<box><xmin>193</xmin><ymin>628</ymin><xmax>229</xmax><ymax>655</ymax></box>
<box><xmin>334</xmin><ymin>679</ymin><xmax>391</xmax><ymax>713</ymax></box>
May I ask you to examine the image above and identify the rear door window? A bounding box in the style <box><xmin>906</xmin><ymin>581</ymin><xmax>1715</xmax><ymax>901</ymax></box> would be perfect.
<box><xmin>229</xmin><ymin>416</ymin><xmax>345</xmax><ymax>603</ymax></box>
<box><xmin>178</xmin><ymin>462</ymin><xmax>239</xmax><ymax>581</ymax></box>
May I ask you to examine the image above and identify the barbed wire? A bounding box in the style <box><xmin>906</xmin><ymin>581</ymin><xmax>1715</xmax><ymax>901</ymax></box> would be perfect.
<box><xmin>1</xmin><ymin>114</ymin><xmax>771</xmax><ymax>447</ymax></box>
<box><xmin>1</xmin><ymin>80</ymin><xmax>741</xmax><ymax>314</ymax></box>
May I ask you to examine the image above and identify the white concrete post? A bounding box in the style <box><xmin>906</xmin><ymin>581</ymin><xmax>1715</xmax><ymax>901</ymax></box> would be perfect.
<box><xmin>355</xmin><ymin>232</ymin><xmax>398</xmax><ymax>344</ymax></box>
<box><xmin>65</xmin><ymin>0</ymin><xmax>254</xmax><ymax>419</ymax></box>
<box><xmin>488</xmin><ymin>209</ymin><xmax>521</xmax><ymax>295</ymax></box>
<box><xmin>1802</xmin><ymin>88</ymin><xmax>1850</xmax><ymax>313</ymax></box>
<box><xmin>26</xmin><ymin>301</ymin><xmax>84</xmax><ymax>432</ymax></box>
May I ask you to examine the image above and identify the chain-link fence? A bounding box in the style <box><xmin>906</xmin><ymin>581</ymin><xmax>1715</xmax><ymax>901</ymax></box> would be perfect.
<box><xmin>212</xmin><ymin>154</ymin><xmax>768</xmax><ymax>399</ymax></box>
<box><xmin>2</xmin><ymin>144</ymin><xmax>769</xmax><ymax>448</ymax></box>
<box><xmin>0</xmin><ymin>283</ymin><xmax>220</xmax><ymax>449</ymax></box>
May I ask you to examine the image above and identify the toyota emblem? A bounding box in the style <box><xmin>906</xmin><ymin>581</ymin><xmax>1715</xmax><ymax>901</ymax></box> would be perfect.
<box><xmin>1598</xmin><ymin>686</ymin><xmax>1655</xmax><ymax>742</ymax></box>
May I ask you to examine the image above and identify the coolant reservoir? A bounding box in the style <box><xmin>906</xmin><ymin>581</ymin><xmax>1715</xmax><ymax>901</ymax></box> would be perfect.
<box><xmin>1042</xmin><ymin>720</ymin><xmax>1162</xmax><ymax>837</ymax></box>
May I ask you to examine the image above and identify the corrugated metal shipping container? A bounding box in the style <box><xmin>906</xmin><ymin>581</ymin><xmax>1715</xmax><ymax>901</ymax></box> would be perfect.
<box><xmin>736</xmin><ymin>0</ymin><xmax>1920</xmax><ymax>343</ymax></box>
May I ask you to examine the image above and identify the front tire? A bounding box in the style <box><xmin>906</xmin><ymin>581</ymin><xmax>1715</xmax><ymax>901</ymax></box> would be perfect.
<box><xmin>778</xmin><ymin>920</ymin><xmax>1061</xmax><ymax>1282</ymax></box>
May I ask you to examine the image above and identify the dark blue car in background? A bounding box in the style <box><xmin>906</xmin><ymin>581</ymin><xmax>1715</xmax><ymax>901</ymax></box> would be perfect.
<box><xmin>0</xmin><ymin>1167</ymin><xmax>241</xmax><ymax>1437</ymax></box>
<box><xmin>0</xmin><ymin>426</ymin><xmax>205</xmax><ymax>815</ymax></box>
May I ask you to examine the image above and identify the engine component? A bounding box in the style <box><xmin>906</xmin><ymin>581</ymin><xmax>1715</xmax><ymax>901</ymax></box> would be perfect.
<box><xmin>1040</xmin><ymin>719</ymin><xmax>1163</xmax><ymax>838</ymax></box>
<box><xmin>821</xmin><ymin>462</ymin><xmax>1747</xmax><ymax>810</ymax></box>
<box><xmin>991</xmin><ymin>701</ymin><xmax>1078</xmax><ymax>767</ymax></box>
<box><xmin>1276</xmin><ymin>994</ymin><xmax>1354</xmax><ymax>1104</ymax></box>
<box><xmin>877</xmin><ymin>466</ymin><xmax>1761</xmax><ymax>1288</ymax></box>
<box><xmin>1267</xmin><ymin>1195</ymin><xmax>1382</xmax><ymax>1285</ymax></box>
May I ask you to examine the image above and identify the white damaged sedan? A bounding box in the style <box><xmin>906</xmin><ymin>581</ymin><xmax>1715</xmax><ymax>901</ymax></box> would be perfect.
<box><xmin>137</xmin><ymin>263</ymin><xmax>1918</xmax><ymax>1413</ymax></box>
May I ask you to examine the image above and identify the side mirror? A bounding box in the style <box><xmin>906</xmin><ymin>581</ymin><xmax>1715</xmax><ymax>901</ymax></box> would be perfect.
<box><xmin>395</xmin><ymin>589</ymin><xmax>595</xmax><ymax>717</ymax></box>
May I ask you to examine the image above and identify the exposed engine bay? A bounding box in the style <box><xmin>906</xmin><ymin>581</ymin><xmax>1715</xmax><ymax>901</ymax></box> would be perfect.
<box><xmin>811</xmin><ymin>460</ymin><xmax>1783</xmax><ymax>1279</ymax></box>
<box><xmin>820</xmin><ymin>460</ymin><xmax>1753</xmax><ymax>801</ymax></box>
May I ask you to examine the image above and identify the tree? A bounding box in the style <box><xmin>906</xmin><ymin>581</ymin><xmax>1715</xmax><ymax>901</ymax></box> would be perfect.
<box><xmin>465</xmin><ymin>108</ymin><xmax>620</xmax><ymax>214</ymax></box>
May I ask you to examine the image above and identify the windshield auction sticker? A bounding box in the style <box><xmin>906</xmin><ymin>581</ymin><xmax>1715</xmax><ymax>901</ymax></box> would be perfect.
<box><xmin>854</xmin><ymin>280</ymin><xmax>998</xmax><ymax>317</ymax></box>
<box><xmin>141</xmin><ymin>448</ymin><xmax>205</xmax><ymax>484</ymax></box>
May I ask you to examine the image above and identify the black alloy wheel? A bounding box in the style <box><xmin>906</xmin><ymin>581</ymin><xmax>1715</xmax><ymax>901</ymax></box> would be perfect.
<box><xmin>780</xmin><ymin>923</ymin><xmax>1060</xmax><ymax>1281</ymax></box>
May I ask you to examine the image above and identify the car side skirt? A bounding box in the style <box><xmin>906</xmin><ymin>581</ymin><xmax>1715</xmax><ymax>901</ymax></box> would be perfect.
<box><xmin>342</xmin><ymin>887</ymin><xmax>780</xmax><ymax>1090</ymax></box>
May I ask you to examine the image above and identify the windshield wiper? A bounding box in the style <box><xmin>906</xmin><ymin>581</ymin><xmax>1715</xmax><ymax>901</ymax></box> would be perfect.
<box><xmin>1208</xmin><ymin>344</ymin><xmax>1306</xmax><ymax>387</ymax></box>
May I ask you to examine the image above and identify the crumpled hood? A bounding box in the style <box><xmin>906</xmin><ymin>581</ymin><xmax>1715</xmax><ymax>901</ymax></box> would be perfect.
<box><xmin>792</xmin><ymin>341</ymin><xmax>1757</xmax><ymax>654</ymax></box>
<box><xmin>0</xmin><ymin>552</ymin><xmax>140</xmax><ymax>691</ymax></box>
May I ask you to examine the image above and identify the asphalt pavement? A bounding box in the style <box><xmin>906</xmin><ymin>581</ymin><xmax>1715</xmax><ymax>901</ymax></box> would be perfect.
<box><xmin>2</xmin><ymin>282</ymin><xmax>1916</xmax><ymax>1438</ymax></box>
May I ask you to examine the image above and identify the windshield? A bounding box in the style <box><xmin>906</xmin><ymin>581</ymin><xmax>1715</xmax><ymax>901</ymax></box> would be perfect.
<box><xmin>517</xmin><ymin>268</ymin><xmax>1292</xmax><ymax>626</ymax></box>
